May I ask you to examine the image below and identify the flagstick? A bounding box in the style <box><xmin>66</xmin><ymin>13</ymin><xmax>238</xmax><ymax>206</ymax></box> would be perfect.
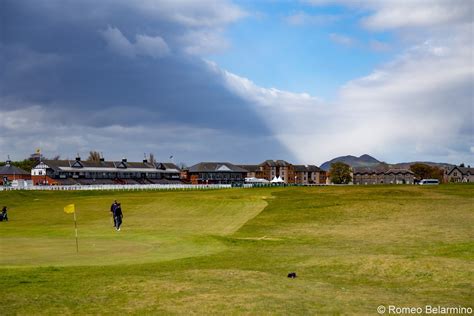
<box><xmin>73</xmin><ymin>211</ymin><xmax>78</xmax><ymax>253</ymax></box>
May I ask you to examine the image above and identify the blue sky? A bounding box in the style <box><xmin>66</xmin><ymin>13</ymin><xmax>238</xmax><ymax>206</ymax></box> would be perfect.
<box><xmin>210</xmin><ymin>1</ymin><xmax>396</xmax><ymax>99</ymax></box>
<box><xmin>0</xmin><ymin>0</ymin><xmax>472</xmax><ymax>165</ymax></box>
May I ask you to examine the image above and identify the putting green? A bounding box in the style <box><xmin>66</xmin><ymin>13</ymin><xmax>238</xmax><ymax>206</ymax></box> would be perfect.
<box><xmin>0</xmin><ymin>189</ymin><xmax>268</xmax><ymax>266</ymax></box>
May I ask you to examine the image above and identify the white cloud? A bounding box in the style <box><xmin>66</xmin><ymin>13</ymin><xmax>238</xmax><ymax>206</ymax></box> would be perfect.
<box><xmin>100</xmin><ymin>26</ymin><xmax>170</xmax><ymax>58</ymax></box>
<box><xmin>369</xmin><ymin>40</ymin><xmax>390</xmax><ymax>52</ymax></box>
<box><xmin>100</xmin><ymin>27</ymin><xmax>136</xmax><ymax>57</ymax></box>
<box><xmin>360</xmin><ymin>0</ymin><xmax>473</xmax><ymax>30</ymax></box>
<box><xmin>135</xmin><ymin>34</ymin><xmax>170</xmax><ymax>58</ymax></box>
<box><xmin>206</xmin><ymin>60</ymin><xmax>321</xmax><ymax>112</ymax></box>
<box><xmin>329</xmin><ymin>33</ymin><xmax>356</xmax><ymax>46</ymax></box>
<box><xmin>305</xmin><ymin>0</ymin><xmax>472</xmax><ymax>31</ymax></box>
<box><xmin>31</xmin><ymin>1</ymin><xmax>246</xmax><ymax>56</ymax></box>
<box><xmin>179</xmin><ymin>29</ymin><xmax>230</xmax><ymax>55</ymax></box>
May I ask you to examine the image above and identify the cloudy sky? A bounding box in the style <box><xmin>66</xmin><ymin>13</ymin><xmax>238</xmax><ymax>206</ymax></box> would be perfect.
<box><xmin>1</xmin><ymin>0</ymin><xmax>473</xmax><ymax>165</ymax></box>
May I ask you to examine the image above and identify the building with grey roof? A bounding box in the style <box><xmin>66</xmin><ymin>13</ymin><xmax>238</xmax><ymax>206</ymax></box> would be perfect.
<box><xmin>445</xmin><ymin>165</ymin><xmax>474</xmax><ymax>183</ymax></box>
<box><xmin>353</xmin><ymin>168</ymin><xmax>414</xmax><ymax>185</ymax></box>
<box><xmin>187</xmin><ymin>162</ymin><xmax>247</xmax><ymax>185</ymax></box>
<box><xmin>0</xmin><ymin>159</ymin><xmax>31</xmax><ymax>185</ymax></box>
<box><xmin>31</xmin><ymin>156</ymin><xmax>181</xmax><ymax>185</ymax></box>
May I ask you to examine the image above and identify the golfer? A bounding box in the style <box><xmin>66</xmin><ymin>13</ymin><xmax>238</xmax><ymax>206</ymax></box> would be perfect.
<box><xmin>115</xmin><ymin>203</ymin><xmax>123</xmax><ymax>231</ymax></box>
<box><xmin>1</xmin><ymin>206</ymin><xmax>8</xmax><ymax>222</ymax></box>
<box><xmin>110</xmin><ymin>200</ymin><xmax>118</xmax><ymax>227</ymax></box>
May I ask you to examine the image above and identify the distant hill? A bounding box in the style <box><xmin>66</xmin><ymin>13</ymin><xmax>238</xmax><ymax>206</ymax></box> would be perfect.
<box><xmin>320</xmin><ymin>154</ymin><xmax>380</xmax><ymax>171</ymax></box>
<box><xmin>320</xmin><ymin>154</ymin><xmax>455</xmax><ymax>171</ymax></box>
<box><xmin>391</xmin><ymin>161</ymin><xmax>455</xmax><ymax>170</ymax></box>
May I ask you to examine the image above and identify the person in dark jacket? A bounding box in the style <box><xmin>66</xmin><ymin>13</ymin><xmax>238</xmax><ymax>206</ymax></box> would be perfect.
<box><xmin>1</xmin><ymin>206</ymin><xmax>8</xmax><ymax>222</ymax></box>
<box><xmin>110</xmin><ymin>200</ymin><xmax>118</xmax><ymax>227</ymax></box>
<box><xmin>114</xmin><ymin>203</ymin><xmax>123</xmax><ymax>231</ymax></box>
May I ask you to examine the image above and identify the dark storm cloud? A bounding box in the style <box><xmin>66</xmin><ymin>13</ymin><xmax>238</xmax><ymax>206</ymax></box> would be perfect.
<box><xmin>0</xmin><ymin>0</ymin><xmax>295</xmax><ymax>161</ymax></box>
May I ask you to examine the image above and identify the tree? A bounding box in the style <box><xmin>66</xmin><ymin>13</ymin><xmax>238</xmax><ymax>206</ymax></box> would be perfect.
<box><xmin>409</xmin><ymin>163</ymin><xmax>444</xmax><ymax>182</ymax></box>
<box><xmin>329</xmin><ymin>162</ymin><xmax>352</xmax><ymax>184</ymax></box>
<box><xmin>87</xmin><ymin>151</ymin><xmax>101</xmax><ymax>162</ymax></box>
<box><xmin>430</xmin><ymin>166</ymin><xmax>444</xmax><ymax>182</ymax></box>
<box><xmin>410</xmin><ymin>163</ymin><xmax>432</xmax><ymax>180</ymax></box>
<box><xmin>148</xmin><ymin>153</ymin><xmax>156</xmax><ymax>164</ymax></box>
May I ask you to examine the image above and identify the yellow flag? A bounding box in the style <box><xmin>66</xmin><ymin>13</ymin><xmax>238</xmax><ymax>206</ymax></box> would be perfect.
<box><xmin>64</xmin><ymin>204</ymin><xmax>75</xmax><ymax>214</ymax></box>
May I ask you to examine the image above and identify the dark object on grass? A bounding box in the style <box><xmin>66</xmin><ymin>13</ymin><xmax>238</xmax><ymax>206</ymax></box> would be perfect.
<box><xmin>0</xmin><ymin>206</ymin><xmax>8</xmax><ymax>222</ymax></box>
<box><xmin>287</xmin><ymin>272</ymin><xmax>297</xmax><ymax>278</ymax></box>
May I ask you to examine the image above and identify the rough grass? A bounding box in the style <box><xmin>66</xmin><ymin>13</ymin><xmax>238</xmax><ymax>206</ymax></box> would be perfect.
<box><xmin>0</xmin><ymin>185</ymin><xmax>472</xmax><ymax>315</ymax></box>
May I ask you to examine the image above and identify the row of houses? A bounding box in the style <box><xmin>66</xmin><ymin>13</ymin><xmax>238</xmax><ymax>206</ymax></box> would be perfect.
<box><xmin>444</xmin><ymin>165</ymin><xmax>474</xmax><ymax>183</ymax></box>
<box><xmin>1</xmin><ymin>156</ymin><xmax>473</xmax><ymax>186</ymax></box>
<box><xmin>352</xmin><ymin>165</ymin><xmax>474</xmax><ymax>184</ymax></box>
<box><xmin>0</xmin><ymin>157</ymin><xmax>327</xmax><ymax>186</ymax></box>
<box><xmin>352</xmin><ymin>168</ymin><xmax>416</xmax><ymax>185</ymax></box>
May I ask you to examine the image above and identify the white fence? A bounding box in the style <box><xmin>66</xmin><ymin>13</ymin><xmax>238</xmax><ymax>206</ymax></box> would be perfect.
<box><xmin>0</xmin><ymin>184</ymin><xmax>234</xmax><ymax>192</ymax></box>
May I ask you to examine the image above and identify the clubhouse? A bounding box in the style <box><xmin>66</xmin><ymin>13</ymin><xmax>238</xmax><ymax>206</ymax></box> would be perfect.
<box><xmin>183</xmin><ymin>162</ymin><xmax>248</xmax><ymax>185</ymax></box>
<box><xmin>31</xmin><ymin>157</ymin><xmax>181</xmax><ymax>185</ymax></box>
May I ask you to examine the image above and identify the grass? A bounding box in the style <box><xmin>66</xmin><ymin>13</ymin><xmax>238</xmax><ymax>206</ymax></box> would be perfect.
<box><xmin>0</xmin><ymin>185</ymin><xmax>472</xmax><ymax>314</ymax></box>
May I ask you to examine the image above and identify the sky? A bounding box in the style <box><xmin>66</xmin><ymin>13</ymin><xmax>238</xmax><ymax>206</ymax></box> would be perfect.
<box><xmin>0</xmin><ymin>0</ymin><xmax>473</xmax><ymax>166</ymax></box>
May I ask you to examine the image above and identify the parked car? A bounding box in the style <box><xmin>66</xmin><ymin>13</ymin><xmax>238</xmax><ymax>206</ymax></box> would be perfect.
<box><xmin>419</xmin><ymin>179</ymin><xmax>440</xmax><ymax>185</ymax></box>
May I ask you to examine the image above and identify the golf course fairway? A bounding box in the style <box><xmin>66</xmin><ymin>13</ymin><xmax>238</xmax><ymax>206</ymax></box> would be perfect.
<box><xmin>0</xmin><ymin>185</ymin><xmax>472</xmax><ymax>314</ymax></box>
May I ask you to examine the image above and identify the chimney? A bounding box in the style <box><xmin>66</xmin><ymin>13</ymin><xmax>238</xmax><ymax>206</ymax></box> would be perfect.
<box><xmin>75</xmin><ymin>156</ymin><xmax>81</xmax><ymax>161</ymax></box>
<box><xmin>100</xmin><ymin>157</ymin><xmax>105</xmax><ymax>162</ymax></box>
<box><xmin>143</xmin><ymin>159</ymin><xmax>148</xmax><ymax>163</ymax></box>
<box><xmin>122</xmin><ymin>158</ymin><xmax>127</xmax><ymax>163</ymax></box>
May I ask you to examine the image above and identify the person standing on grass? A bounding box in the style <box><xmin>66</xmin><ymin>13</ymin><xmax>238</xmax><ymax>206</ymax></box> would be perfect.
<box><xmin>115</xmin><ymin>203</ymin><xmax>123</xmax><ymax>231</ymax></box>
<box><xmin>1</xmin><ymin>206</ymin><xmax>8</xmax><ymax>222</ymax></box>
<box><xmin>110</xmin><ymin>200</ymin><xmax>118</xmax><ymax>227</ymax></box>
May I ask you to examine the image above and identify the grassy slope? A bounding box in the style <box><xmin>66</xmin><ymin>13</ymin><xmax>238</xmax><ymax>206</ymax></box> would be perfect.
<box><xmin>0</xmin><ymin>185</ymin><xmax>472</xmax><ymax>315</ymax></box>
